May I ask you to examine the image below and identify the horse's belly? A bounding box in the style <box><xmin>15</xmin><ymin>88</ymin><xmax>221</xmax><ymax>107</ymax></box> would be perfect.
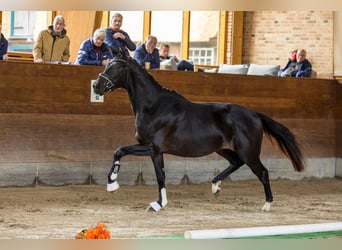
<box><xmin>165</xmin><ymin>134</ymin><xmax>226</xmax><ymax>157</ymax></box>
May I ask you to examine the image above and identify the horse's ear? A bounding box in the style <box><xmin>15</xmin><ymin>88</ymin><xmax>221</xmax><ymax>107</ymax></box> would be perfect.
<box><xmin>118</xmin><ymin>47</ymin><xmax>124</xmax><ymax>56</ymax></box>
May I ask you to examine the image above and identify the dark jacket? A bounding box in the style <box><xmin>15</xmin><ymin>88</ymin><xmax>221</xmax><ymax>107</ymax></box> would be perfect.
<box><xmin>133</xmin><ymin>44</ymin><xmax>160</xmax><ymax>69</ymax></box>
<box><xmin>280</xmin><ymin>58</ymin><xmax>312</xmax><ymax>77</ymax></box>
<box><xmin>0</xmin><ymin>33</ymin><xmax>8</xmax><ymax>60</ymax></box>
<box><xmin>75</xmin><ymin>38</ymin><xmax>113</xmax><ymax>66</ymax></box>
<box><xmin>104</xmin><ymin>28</ymin><xmax>136</xmax><ymax>55</ymax></box>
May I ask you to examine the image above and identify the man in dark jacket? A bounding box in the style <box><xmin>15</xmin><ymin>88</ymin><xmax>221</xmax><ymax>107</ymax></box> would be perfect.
<box><xmin>0</xmin><ymin>25</ymin><xmax>8</xmax><ymax>60</ymax></box>
<box><xmin>104</xmin><ymin>13</ymin><xmax>136</xmax><ymax>56</ymax></box>
<box><xmin>279</xmin><ymin>49</ymin><xmax>312</xmax><ymax>77</ymax></box>
<box><xmin>75</xmin><ymin>28</ymin><xmax>113</xmax><ymax>66</ymax></box>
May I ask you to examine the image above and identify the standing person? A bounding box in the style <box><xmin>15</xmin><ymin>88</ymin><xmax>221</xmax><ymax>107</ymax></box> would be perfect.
<box><xmin>279</xmin><ymin>49</ymin><xmax>312</xmax><ymax>77</ymax></box>
<box><xmin>104</xmin><ymin>13</ymin><xmax>136</xmax><ymax>56</ymax></box>
<box><xmin>33</xmin><ymin>15</ymin><xmax>70</xmax><ymax>63</ymax></box>
<box><xmin>159</xmin><ymin>43</ymin><xmax>194</xmax><ymax>71</ymax></box>
<box><xmin>0</xmin><ymin>25</ymin><xmax>8</xmax><ymax>61</ymax></box>
<box><xmin>75</xmin><ymin>28</ymin><xmax>113</xmax><ymax>66</ymax></box>
<box><xmin>133</xmin><ymin>35</ymin><xmax>160</xmax><ymax>69</ymax></box>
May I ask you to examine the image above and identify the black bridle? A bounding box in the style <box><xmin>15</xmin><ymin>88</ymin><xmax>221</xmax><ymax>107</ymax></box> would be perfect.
<box><xmin>98</xmin><ymin>72</ymin><xmax>115</xmax><ymax>92</ymax></box>
<box><xmin>98</xmin><ymin>58</ymin><xmax>128</xmax><ymax>92</ymax></box>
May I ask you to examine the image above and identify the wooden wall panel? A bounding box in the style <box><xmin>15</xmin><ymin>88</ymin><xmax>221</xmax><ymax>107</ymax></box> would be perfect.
<box><xmin>57</xmin><ymin>11</ymin><xmax>99</xmax><ymax>63</ymax></box>
<box><xmin>0</xmin><ymin>61</ymin><xmax>340</xmax><ymax>165</ymax></box>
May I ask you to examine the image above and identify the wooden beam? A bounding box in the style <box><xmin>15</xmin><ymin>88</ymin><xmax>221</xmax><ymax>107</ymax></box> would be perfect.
<box><xmin>231</xmin><ymin>11</ymin><xmax>244</xmax><ymax>64</ymax></box>
<box><xmin>93</xmin><ymin>11</ymin><xmax>103</xmax><ymax>32</ymax></box>
<box><xmin>143</xmin><ymin>11</ymin><xmax>152</xmax><ymax>42</ymax></box>
<box><xmin>181</xmin><ymin>11</ymin><xmax>190</xmax><ymax>59</ymax></box>
<box><xmin>101</xmin><ymin>11</ymin><xmax>110</xmax><ymax>28</ymax></box>
<box><xmin>218</xmin><ymin>11</ymin><xmax>228</xmax><ymax>65</ymax></box>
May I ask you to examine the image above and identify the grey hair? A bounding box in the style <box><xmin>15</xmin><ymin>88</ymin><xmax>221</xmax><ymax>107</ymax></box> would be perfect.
<box><xmin>93</xmin><ymin>28</ymin><xmax>106</xmax><ymax>39</ymax></box>
<box><xmin>53</xmin><ymin>15</ymin><xmax>65</xmax><ymax>25</ymax></box>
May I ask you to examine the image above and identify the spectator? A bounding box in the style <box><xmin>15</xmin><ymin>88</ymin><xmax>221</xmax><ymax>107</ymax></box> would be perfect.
<box><xmin>75</xmin><ymin>28</ymin><xmax>113</xmax><ymax>66</ymax></box>
<box><xmin>33</xmin><ymin>15</ymin><xmax>70</xmax><ymax>63</ymax></box>
<box><xmin>279</xmin><ymin>49</ymin><xmax>312</xmax><ymax>77</ymax></box>
<box><xmin>0</xmin><ymin>25</ymin><xmax>8</xmax><ymax>61</ymax></box>
<box><xmin>133</xmin><ymin>35</ymin><xmax>160</xmax><ymax>69</ymax></box>
<box><xmin>104</xmin><ymin>13</ymin><xmax>136</xmax><ymax>56</ymax></box>
<box><xmin>159</xmin><ymin>43</ymin><xmax>194</xmax><ymax>71</ymax></box>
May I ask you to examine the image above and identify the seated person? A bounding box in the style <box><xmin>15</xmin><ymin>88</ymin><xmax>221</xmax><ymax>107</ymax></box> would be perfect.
<box><xmin>159</xmin><ymin>43</ymin><xmax>194</xmax><ymax>71</ymax></box>
<box><xmin>133</xmin><ymin>35</ymin><xmax>160</xmax><ymax>69</ymax></box>
<box><xmin>75</xmin><ymin>28</ymin><xmax>113</xmax><ymax>66</ymax></box>
<box><xmin>278</xmin><ymin>49</ymin><xmax>312</xmax><ymax>77</ymax></box>
<box><xmin>0</xmin><ymin>25</ymin><xmax>8</xmax><ymax>60</ymax></box>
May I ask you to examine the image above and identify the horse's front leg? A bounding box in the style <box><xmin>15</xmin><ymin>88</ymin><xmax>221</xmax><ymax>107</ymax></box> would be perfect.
<box><xmin>147</xmin><ymin>152</ymin><xmax>168</xmax><ymax>212</ymax></box>
<box><xmin>107</xmin><ymin>144</ymin><xmax>152</xmax><ymax>192</ymax></box>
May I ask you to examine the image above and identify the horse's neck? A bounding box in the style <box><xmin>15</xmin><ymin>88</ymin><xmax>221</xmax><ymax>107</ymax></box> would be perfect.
<box><xmin>128</xmin><ymin>71</ymin><xmax>164</xmax><ymax>115</ymax></box>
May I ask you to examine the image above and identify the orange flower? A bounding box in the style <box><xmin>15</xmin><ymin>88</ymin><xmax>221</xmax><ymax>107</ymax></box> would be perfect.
<box><xmin>75</xmin><ymin>222</ymin><xmax>111</xmax><ymax>239</ymax></box>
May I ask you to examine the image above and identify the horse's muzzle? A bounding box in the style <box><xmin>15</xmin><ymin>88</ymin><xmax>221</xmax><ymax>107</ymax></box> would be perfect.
<box><xmin>93</xmin><ymin>80</ymin><xmax>101</xmax><ymax>95</ymax></box>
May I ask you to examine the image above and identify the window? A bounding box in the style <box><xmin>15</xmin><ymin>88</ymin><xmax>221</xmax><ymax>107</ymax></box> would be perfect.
<box><xmin>189</xmin><ymin>11</ymin><xmax>220</xmax><ymax>65</ymax></box>
<box><xmin>151</xmin><ymin>11</ymin><xmax>183</xmax><ymax>58</ymax></box>
<box><xmin>2</xmin><ymin>11</ymin><xmax>49</xmax><ymax>52</ymax></box>
<box><xmin>11</xmin><ymin>11</ymin><xmax>36</xmax><ymax>37</ymax></box>
<box><xmin>189</xmin><ymin>48</ymin><xmax>215</xmax><ymax>65</ymax></box>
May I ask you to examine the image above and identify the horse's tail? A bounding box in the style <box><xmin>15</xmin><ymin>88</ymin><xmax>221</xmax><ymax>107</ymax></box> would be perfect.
<box><xmin>257</xmin><ymin>112</ymin><xmax>305</xmax><ymax>172</ymax></box>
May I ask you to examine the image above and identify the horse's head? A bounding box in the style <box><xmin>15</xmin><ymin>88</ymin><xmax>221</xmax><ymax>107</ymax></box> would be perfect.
<box><xmin>93</xmin><ymin>52</ymin><xmax>129</xmax><ymax>95</ymax></box>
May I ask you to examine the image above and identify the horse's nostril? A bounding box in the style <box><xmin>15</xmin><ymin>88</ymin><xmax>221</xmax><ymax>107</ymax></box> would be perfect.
<box><xmin>93</xmin><ymin>81</ymin><xmax>98</xmax><ymax>89</ymax></box>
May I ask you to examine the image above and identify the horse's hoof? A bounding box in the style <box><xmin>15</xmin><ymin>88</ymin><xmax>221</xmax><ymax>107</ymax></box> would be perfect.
<box><xmin>146</xmin><ymin>201</ymin><xmax>162</xmax><ymax>212</ymax></box>
<box><xmin>107</xmin><ymin>181</ymin><xmax>120</xmax><ymax>192</ymax></box>
<box><xmin>212</xmin><ymin>181</ymin><xmax>221</xmax><ymax>194</ymax></box>
<box><xmin>261</xmin><ymin>201</ymin><xmax>272</xmax><ymax>212</ymax></box>
<box><xmin>213</xmin><ymin>189</ymin><xmax>221</xmax><ymax>198</ymax></box>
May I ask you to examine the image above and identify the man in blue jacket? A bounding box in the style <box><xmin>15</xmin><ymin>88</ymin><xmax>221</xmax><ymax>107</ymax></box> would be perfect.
<box><xmin>75</xmin><ymin>28</ymin><xmax>113</xmax><ymax>66</ymax></box>
<box><xmin>0</xmin><ymin>25</ymin><xmax>8</xmax><ymax>61</ymax></box>
<box><xmin>134</xmin><ymin>35</ymin><xmax>160</xmax><ymax>69</ymax></box>
<box><xmin>279</xmin><ymin>49</ymin><xmax>312</xmax><ymax>77</ymax></box>
<box><xmin>104</xmin><ymin>13</ymin><xmax>136</xmax><ymax>56</ymax></box>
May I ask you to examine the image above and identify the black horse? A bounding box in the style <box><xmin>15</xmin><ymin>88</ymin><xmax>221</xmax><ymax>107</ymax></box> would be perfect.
<box><xmin>93</xmin><ymin>52</ymin><xmax>305</xmax><ymax>212</ymax></box>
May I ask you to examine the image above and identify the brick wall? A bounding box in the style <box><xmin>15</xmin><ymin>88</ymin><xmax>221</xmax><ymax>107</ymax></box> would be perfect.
<box><xmin>242</xmin><ymin>11</ymin><xmax>333</xmax><ymax>78</ymax></box>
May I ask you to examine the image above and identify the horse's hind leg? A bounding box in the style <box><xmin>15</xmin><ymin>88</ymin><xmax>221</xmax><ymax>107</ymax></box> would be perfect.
<box><xmin>246</xmin><ymin>158</ymin><xmax>273</xmax><ymax>212</ymax></box>
<box><xmin>211</xmin><ymin>149</ymin><xmax>244</xmax><ymax>195</ymax></box>
<box><xmin>147</xmin><ymin>152</ymin><xmax>167</xmax><ymax>212</ymax></box>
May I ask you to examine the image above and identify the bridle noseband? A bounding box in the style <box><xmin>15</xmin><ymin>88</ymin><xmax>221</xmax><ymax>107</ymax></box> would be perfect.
<box><xmin>98</xmin><ymin>58</ymin><xmax>128</xmax><ymax>92</ymax></box>
<box><xmin>98</xmin><ymin>72</ymin><xmax>114</xmax><ymax>92</ymax></box>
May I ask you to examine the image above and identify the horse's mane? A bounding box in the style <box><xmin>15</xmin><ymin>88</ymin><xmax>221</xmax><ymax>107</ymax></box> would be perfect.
<box><xmin>127</xmin><ymin>57</ymin><xmax>187</xmax><ymax>100</ymax></box>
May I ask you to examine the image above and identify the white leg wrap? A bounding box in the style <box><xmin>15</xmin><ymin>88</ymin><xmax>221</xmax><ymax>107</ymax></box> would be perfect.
<box><xmin>212</xmin><ymin>181</ymin><xmax>221</xmax><ymax>193</ymax></box>
<box><xmin>161</xmin><ymin>188</ymin><xmax>168</xmax><ymax>207</ymax></box>
<box><xmin>148</xmin><ymin>201</ymin><xmax>162</xmax><ymax>212</ymax></box>
<box><xmin>147</xmin><ymin>188</ymin><xmax>167</xmax><ymax>212</ymax></box>
<box><xmin>109</xmin><ymin>172</ymin><xmax>118</xmax><ymax>181</ymax></box>
<box><xmin>107</xmin><ymin>181</ymin><xmax>120</xmax><ymax>192</ymax></box>
<box><xmin>109</xmin><ymin>160</ymin><xmax>120</xmax><ymax>182</ymax></box>
<box><xmin>262</xmin><ymin>201</ymin><xmax>272</xmax><ymax>212</ymax></box>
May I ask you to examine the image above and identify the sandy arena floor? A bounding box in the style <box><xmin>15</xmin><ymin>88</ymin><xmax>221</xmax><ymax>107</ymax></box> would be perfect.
<box><xmin>0</xmin><ymin>178</ymin><xmax>341</xmax><ymax>239</ymax></box>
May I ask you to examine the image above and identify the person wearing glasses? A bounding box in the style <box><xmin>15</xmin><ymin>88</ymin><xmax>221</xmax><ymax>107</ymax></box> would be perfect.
<box><xmin>279</xmin><ymin>49</ymin><xmax>312</xmax><ymax>77</ymax></box>
<box><xmin>33</xmin><ymin>15</ymin><xmax>71</xmax><ymax>63</ymax></box>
